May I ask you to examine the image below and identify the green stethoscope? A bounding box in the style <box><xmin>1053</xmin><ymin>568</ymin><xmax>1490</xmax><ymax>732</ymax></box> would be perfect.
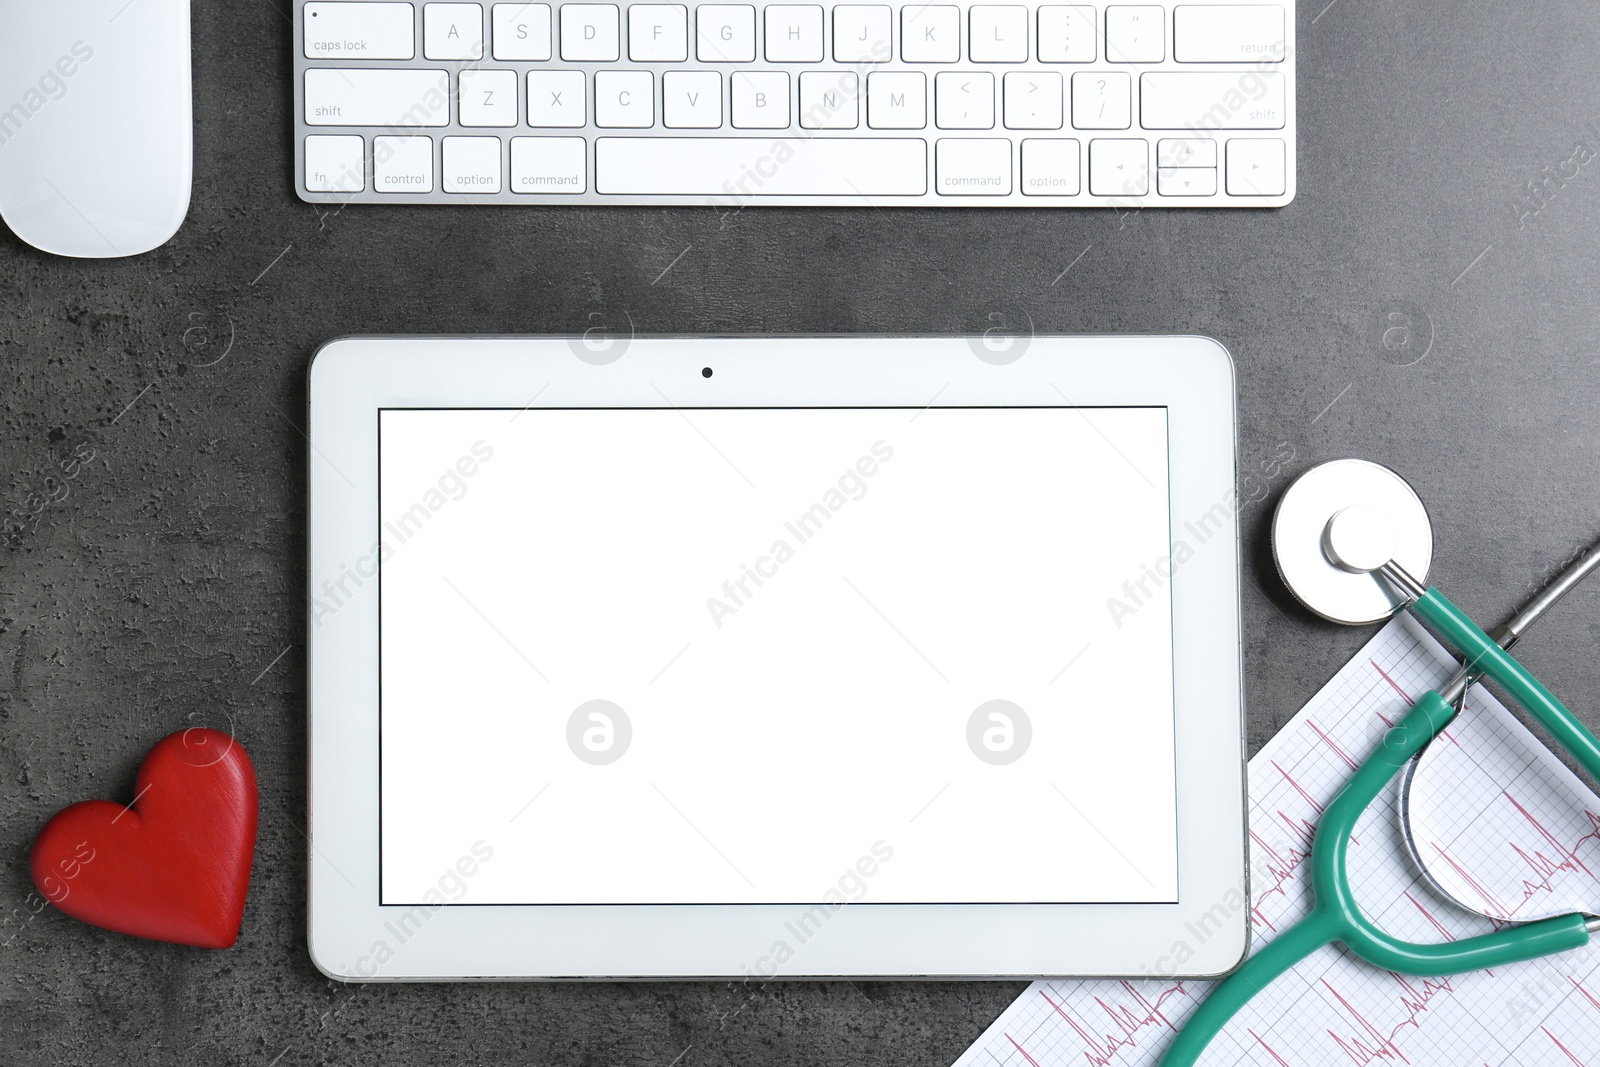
<box><xmin>1161</xmin><ymin>458</ymin><xmax>1600</xmax><ymax>1067</ymax></box>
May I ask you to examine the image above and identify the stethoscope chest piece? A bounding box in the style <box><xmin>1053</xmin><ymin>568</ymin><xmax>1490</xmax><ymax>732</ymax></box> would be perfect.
<box><xmin>1273</xmin><ymin>459</ymin><xmax>1434</xmax><ymax>624</ymax></box>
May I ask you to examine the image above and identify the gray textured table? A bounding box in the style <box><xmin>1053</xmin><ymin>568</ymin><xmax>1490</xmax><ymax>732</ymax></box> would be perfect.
<box><xmin>3</xmin><ymin>1</ymin><xmax>1599</xmax><ymax>1064</ymax></box>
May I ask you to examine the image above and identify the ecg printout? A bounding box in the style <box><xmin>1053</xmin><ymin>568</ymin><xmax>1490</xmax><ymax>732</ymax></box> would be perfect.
<box><xmin>955</xmin><ymin>614</ymin><xmax>1600</xmax><ymax>1067</ymax></box>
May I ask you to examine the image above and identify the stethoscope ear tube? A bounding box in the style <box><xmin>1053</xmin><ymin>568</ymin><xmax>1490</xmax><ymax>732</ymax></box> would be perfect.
<box><xmin>1396</xmin><ymin>542</ymin><xmax>1600</xmax><ymax>922</ymax></box>
<box><xmin>1157</xmin><ymin>689</ymin><xmax>1595</xmax><ymax>1067</ymax></box>
<box><xmin>1409</xmin><ymin>588</ymin><xmax>1600</xmax><ymax>787</ymax></box>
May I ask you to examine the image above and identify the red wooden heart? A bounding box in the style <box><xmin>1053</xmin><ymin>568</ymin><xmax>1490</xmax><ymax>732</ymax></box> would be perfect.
<box><xmin>29</xmin><ymin>728</ymin><xmax>258</xmax><ymax>949</ymax></box>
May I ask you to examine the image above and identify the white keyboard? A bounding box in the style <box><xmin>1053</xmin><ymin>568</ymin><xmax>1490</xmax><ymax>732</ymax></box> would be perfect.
<box><xmin>293</xmin><ymin>1</ymin><xmax>1294</xmax><ymax>207</ymax></box>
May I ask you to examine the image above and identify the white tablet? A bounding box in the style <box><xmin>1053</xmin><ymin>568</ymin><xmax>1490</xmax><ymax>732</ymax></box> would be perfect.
<box><xmin>307</xmin><ymin>335</ymin><xmax>1246</xmax><ymax>980</ymax></box>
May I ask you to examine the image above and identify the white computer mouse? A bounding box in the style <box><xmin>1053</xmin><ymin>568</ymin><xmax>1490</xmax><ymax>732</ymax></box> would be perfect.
<box><xmin>0</xmin><ymin>0</ymin><xmax>192</xmax><ymax>258</ymax></box>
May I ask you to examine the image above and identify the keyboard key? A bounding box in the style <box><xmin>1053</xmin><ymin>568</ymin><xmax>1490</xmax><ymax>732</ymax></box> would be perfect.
<box><xmin>868</xmin><ymin>71</ymin><xmax>926</xmax><ymax>129</ymax></box>
<box><xmin>1002</xmin><ymin>71</ymin><xmax>1062</xmax><ymax>129</ymax></box>
<box><xmin>595</xmin><ymin>70</ymin><xmax>655</xmax><ymax>126</ymax></box>
<box><xmin>491</xmin><ymin>3</ymin><xmax>551</xmax><ymax>60</ymax></box>
<box><xmin>935</xmin><ymin>71</ymin><xmax>994</xmax><ymax>129</ymax></box>
<box><xmin>935</xmin><ymin>138</ymin><xmax>1011</xmax><ymax>195</ymax></box>
<box><xmin>698</xmin><ymin>5</ymin><xmax>757</xmax><ymax>61</ymax></box>
<box><xmin>304</xmin><ymin>3</ymin><xmax>415</xmax><ymax>60</ymax></box>
<box><xmin>1089</xmin><ymin>137</ymin><xmax>1147</xmax><ymax>195</ymax></box>
<box><xmin>1070</xmin><ymin>71</ymin><xmax>1130</xmax><ymax>129</ymax></box>
<box><xmin>630</xmin><ymin>5</ymin><xmax>688</xmax><ymax>61</ymax></box>
<box><xmin>732</xmin><ymin>71</ymin><xmax>790</xmax><ymax>128</ymax></box>
<box><xmin>664</xmin><ymin>70</ymin><xmax>723</xmax><ymax>127</ymax></box>
<box><xmin>423</xmin><ymin>3</ymin><xmax>484</xmax><ymax>59</ymax></box>
<box><xmin>1036</xmin><ymin>5</ymin><xmax>1095</xmax><ymax>62</ymax></box>
<box><xmin>1157</xmin><ymin>166</ymin><xmax>1214</xmax><ymax>195</ymax></box>
<box><xmin>561</xmin><ymin>4</ymin><xmax>620</xmax><ymax>60</ymax></box>
<box><xmin>765</xmin><ymin>5</ymin><xmax>824</xmax><ymax>62</ymax></box>
<box><xmin>1020</xmin><ymin>137</ymin><xmax>1079</xmax><ymax>194</ymax></box>
<box><xmin>304</xmin><ymin>135</ymin><xmax>366</xmax><ymax>192</ymax></box>
<box><xmin>901</xmin><ymin>5</ymin><xmax>958</xmax><ymax>63</ymax></box>
<box><xmin>1105</xmin><ymin>6</ymin><xmax>1163</xmax><ymax>63</ymax></box>
<box><xmin>374</xmin><ymin>135</ymin><xmax>435</xmax><ymax>192</ymax></box>
<box><xmin>1157</xmin><ymin>137</ymin><xmax>1216</xmax><ymax>168</ymax></box>
<box><xmin>1174</xmin><ymin>5</ymin><xmax>1286</xmax><ymax>63</ymax></box>
<box><xmin>527</xmin><ymin>70</ymin><xmax>586</xmax><ymax>127</ymax></box>
<box><xmin>305</xmin><ymin>69</ymin><xmax>450</xmax><ymax>126</ymax></box>
<box><xmin>799</xmin><ymin>70</ymin><xmax>859</xmax><ymax>128</ymax></box>
<box><xmin>458</xmin><ymin>69</ymin><xmax>518</xmax><ymax>126</ymax></box>
<box><xmin>443</xmin><ymin>135</ymin><xmax>502</xmax><ymax>191</ymax></box>
<box><xmin>1225</xmin><ymin>137</ymin><xmax>1285</xmax><ymax>195</ymax></box>
<box><xmin>968</xmin><ymin>6</ymin><xmax>1028</xmax><ymax>63</ymax></box>
<box><xmin>833</xmin><ymin>5</ymin><xmax>893</xmax><ymax>63</ymax></box>
<box><xmin>1141</xmin><ymin>71</ymin><xmax>1285</xmax><ymax>129</ymax></box>
<box><xmin>595</xmin><ymin>137</ymin><xmax>925</xmax><ymax>194</ymax></box>
<box><xmin>510</xmin><ymin>136</ymin><xmax>587</xmax><ymax>192</ymax></box>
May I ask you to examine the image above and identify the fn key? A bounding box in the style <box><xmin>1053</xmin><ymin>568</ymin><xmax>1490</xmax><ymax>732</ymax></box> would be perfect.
<box><xmin>305</xmin><ymin>135</ymin><xmax>365</xmax><ymax>192</ymax></box>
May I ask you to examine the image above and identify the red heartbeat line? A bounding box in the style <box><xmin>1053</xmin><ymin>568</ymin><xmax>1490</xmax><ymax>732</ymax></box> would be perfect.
<box><xmin>1572</xmin><ymin>977</ymin><xmax>1600</xmax><ymax>1013</ymax></box>
<box><xmin>1543</xmin><ymin>1025</ymin><xmax>1585</xmax><ymax>1065</ymax></box>
<box><xmin>1506</xmin><ymin>790</ymin><xmax>1600</xmax><ymax>880</ymax></box>
<box><xmin>1274</xmin><ymin>759</ymin><xmax>1326</xmax><ymax>815</ymax></box>
<box><xmin>1252</xmin><ymin>758</ymin><xmax>1360</xmax><ymax>931</ymax></box>
<box><xmin>1402</xmin><ymin>891</ymin><xmax>1454</xmax><ymax>943</ymax></box>
<box><xmin>1370</xmin><ymin>659</ymin><xmax>1411</xmax><ymax>702</ymax></box>
<box><xmin>1251</xmin><ymin>825</ymin><xmax>1312</xmax><ymax>932</ymax></box>
<box><xmin>1320</xmin><ymin>972</ymin><xmax>1456</xmax><ymax>1065</ymax></box>
<box><xmin>1309</xmin><ymin>719</ymin><xmax>1360</xmax><ymax>771</ymax></box>
<box><xmin>1425</xmin><ymin>792</ymin><xmax>1600</xmax><ymax>920</ymax></box>
<box><xmin>1004</xmin><ymin>1032</ymin><xmax>1043</xmax><ymax>1067</ymax></box>
<box><xmin>1025</xmin><ymin>982</ymin><xmax>1191</xmax><ymax>1067</ymax></box>
<box><xmin>1430</xmin><ymin>841</ymin><xmax>1513</xmax><ymax>918</ymax></box>
<box><xmin>1249</xmin><ymin>1028</ymin><xmax>1295</xmax><ymax>1065</ymax></box>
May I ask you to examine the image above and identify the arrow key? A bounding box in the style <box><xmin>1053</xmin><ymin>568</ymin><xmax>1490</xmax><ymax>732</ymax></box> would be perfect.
<box><xmin>1226</xmin><ymin>137</ymin><xmax>1286</xmax><ymax>196</ymax></box>
<box><xmin>1157</xmin><ymin>166</ymin><xmax>1216</xmax><ymax>196</ymax></box>
<box><xmin>1089</xmin><ymin>137</ymin><xmax>1148</xmax><ymax>196</ymax></box>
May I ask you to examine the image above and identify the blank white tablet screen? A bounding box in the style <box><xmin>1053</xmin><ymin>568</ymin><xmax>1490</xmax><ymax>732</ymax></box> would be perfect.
<box><xmin>376</xmin><ymin>407</ymin><xmax>1177</xmax><ymax>905</ymax></box>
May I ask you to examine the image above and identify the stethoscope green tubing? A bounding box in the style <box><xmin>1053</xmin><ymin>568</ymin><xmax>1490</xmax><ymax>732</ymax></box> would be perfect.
<box><xmin>1158</xmin><ymin>588</ymin><xmax>1600</xmax><ymax>1067</ymax></box>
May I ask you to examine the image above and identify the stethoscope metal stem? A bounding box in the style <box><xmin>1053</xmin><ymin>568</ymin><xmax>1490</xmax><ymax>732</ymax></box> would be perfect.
<box><xmin>1377</xmin><ymin>559</ymin><xmax>1428</xmax><ymax>602</ymax></box>
<box><xmin>1494</xmin><ymin>543</ymin><xmax>1600</xmax><ymax>652</ymax></box>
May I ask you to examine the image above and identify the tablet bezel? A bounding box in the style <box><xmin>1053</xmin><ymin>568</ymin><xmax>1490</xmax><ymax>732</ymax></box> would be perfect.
<box><xmin>308</xmin><ymin>335</ymin><xmax>1246</xmax><ymax>980</ymax></box>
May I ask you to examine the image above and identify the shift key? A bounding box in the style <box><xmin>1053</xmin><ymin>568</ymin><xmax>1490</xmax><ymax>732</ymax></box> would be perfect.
<box><xmin>1140</xmin><ymin>72</ymin><xmax>1285</xmax><ymax>130</ymax></box>
<box><xmin>304</xmin><ymin>3</ymin><xmax>417</xmax><ymax>60</ymax></box>
<box><xmin>305</xmin><ymin>69</ymin><xmax>451</xmax><ymax>126</ymax></box>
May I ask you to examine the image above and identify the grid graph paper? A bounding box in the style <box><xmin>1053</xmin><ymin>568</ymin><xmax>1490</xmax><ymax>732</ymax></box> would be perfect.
<box><xmin>954</xmin><ymin>613</ymin><xmax>1600</xmax><ymax>1067</ymax></box>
